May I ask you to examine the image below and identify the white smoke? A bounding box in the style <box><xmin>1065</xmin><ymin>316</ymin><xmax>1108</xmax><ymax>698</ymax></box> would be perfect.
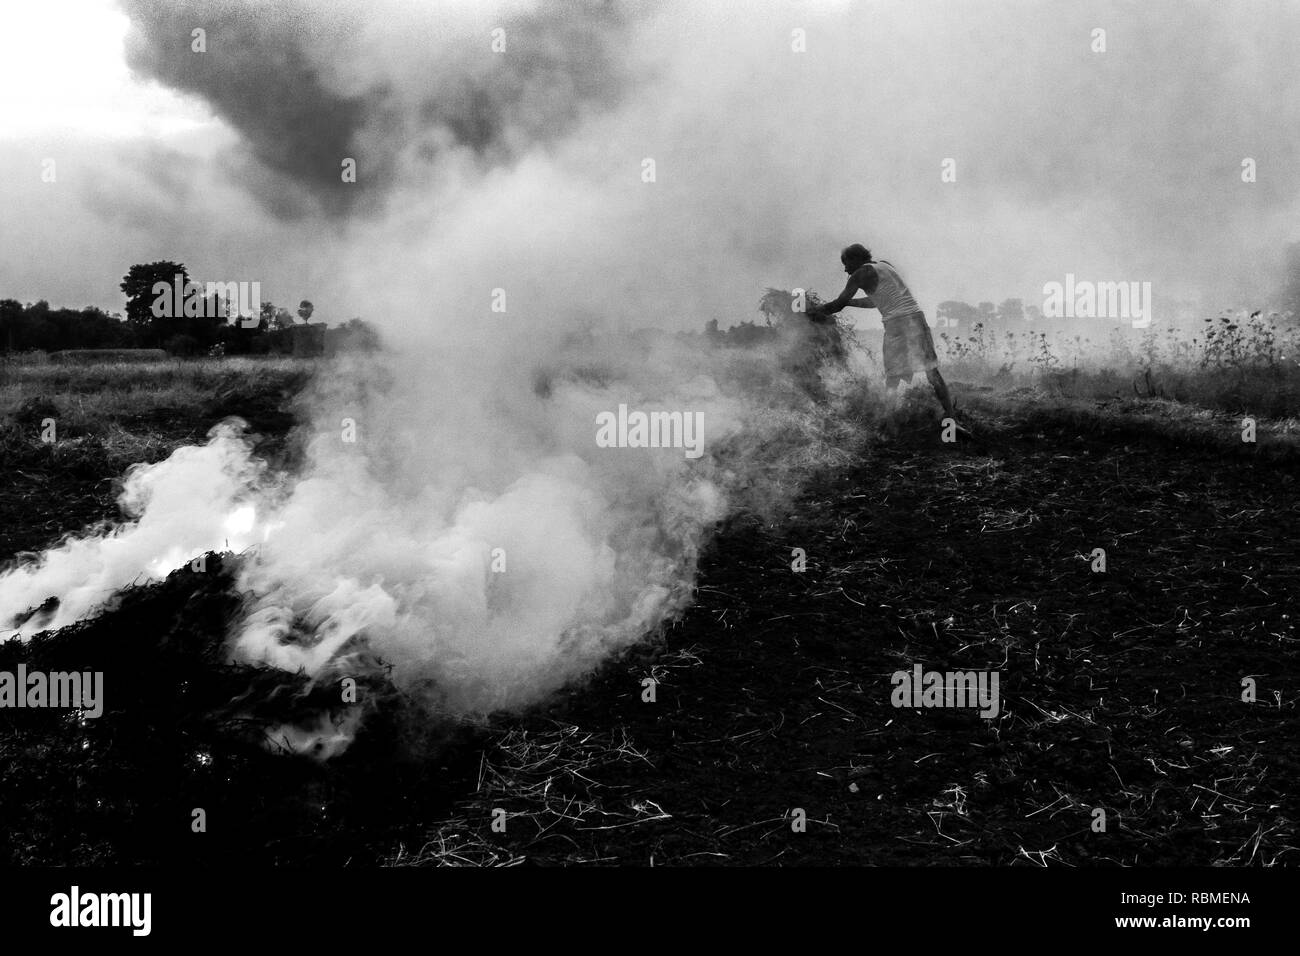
<box><xmin>226</xmin><ymin>344</ymin><xmax>747</xmax><ymax>715</ymax></box>
<box><xmin>0</xmin><ymin>328</ymin><xmax>853</xmax><ymax>730</ymax></box>
<box><xmin>0</xmin><ymin>424</ymin><xmax>272</xmax><ymax>634</ymax></box>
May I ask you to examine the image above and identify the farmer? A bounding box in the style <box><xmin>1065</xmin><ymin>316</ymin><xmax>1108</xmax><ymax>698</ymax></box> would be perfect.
<box><xmin>811</xmin><ymin>244</ymin><xmax>958</xmax><ymax>420</ymax></box>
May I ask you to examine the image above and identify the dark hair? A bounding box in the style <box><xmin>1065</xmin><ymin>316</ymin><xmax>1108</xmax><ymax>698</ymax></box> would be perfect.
<box><xmin>840</xmin><ymin>243</ymin><xmax>873</xmax><ymax>267</ymax></box>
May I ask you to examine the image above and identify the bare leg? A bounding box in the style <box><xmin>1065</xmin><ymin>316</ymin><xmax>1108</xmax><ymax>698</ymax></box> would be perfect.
<box><xmin>926</xmin><ymin>367</ymin><xmax>956</xmax><ymax>419</ymax></box>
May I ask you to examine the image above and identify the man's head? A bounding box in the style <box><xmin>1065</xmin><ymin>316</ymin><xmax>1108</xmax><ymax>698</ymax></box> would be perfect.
<box><xmin>841</xmin><ymin>243</ymin><xmax>872</xmax><ymax>273</ymax></box>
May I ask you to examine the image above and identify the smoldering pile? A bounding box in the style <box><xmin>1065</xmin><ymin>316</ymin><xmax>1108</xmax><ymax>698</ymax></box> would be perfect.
<box><xmin>754</xmin><ymin>288</ymin><xmax>854</xmax><ymax>400</ymax></box>
<box><xmin>0</xmin><ymin>548</ymin><xmax>487</xmax><ymax>865</ymax></box>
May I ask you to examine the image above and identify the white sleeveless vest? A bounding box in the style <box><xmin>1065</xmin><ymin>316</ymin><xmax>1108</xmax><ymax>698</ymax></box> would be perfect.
<box><xmin>870</xmin><ymin>260</ymin><xmax>921</xmax><ymax>320</ymax></box>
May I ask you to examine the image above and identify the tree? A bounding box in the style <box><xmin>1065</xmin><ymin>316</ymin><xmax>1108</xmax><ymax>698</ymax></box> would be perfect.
<box><xmin>259</xmin><ymin>302</ymin><xmax>293</xmax><ymax>330</ymax></box>
<box><xmin>340</xmin><ymin>317</ymin><xmax>382</xmax><ymax>350</ymax></box>
<box><xmin>121</xmin><ymin>261</ymin><xmax>188</xmax><ymax>347</ymax></box>
<box><xmin>936</xmin><ymin>300</ymin><xmax>979</xmax><ymax>329</ymax></box>
<box><xmin>0</xmin><ymin>298</ymin><xmax>21</xmax><ymax>351</ymax></box>
<box><xmin>997</xmin><ymin>298</ymin><xmax>1025</xmax><ymax>325</ymax></box>
<box><xmin>179</xmin><ymin>292</ymin><xmax>227</xmax><ymax>353</ymax></box>
<box><xmin>0</xmin><ymin>298</ymin><xmax>136</xmax><ymax>353</ymax></box>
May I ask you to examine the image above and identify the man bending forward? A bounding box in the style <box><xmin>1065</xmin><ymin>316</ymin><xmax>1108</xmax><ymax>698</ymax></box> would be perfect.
<box><xmin>812</xmin><ymin>243</ymin><xmax>957</xmax><ymax>420</ymax></box>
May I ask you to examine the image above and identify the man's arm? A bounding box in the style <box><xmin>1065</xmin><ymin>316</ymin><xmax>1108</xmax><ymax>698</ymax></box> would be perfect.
<box><xmin>818</xmin><ymin>264</ymin><xmax>878</xmax><ymax>314</ymax></box>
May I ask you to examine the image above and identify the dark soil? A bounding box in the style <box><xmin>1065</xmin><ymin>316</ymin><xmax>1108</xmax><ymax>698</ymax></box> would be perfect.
<box><xmin>1</xmin><ymin>381</ymin><xmax>1296</xmax><ymax>867</ymax></box>
<box><xmin>518</xmin><ymin>409</ymin><xmax>1299</xmax><ymax>865</ymax></box>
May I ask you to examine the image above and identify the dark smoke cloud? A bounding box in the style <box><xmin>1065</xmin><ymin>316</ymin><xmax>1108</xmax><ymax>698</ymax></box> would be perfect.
<box><xmin>118</xmin><ymin>0</ymin><xmax>634</xmax><ymax>219</ymax></box>
<box><xmin>10</xmin><ymin>0</ymin><xmax>1298</xmax><ymax>319</ymax></box>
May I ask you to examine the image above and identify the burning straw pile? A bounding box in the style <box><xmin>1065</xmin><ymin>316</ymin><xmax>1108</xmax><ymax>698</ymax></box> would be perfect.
<box><xmin>755</xmin><ymin>288</ymin><xmax>854</xmax><ymax>400</ymax></box>
<box><xmin>0</xmin><ymin>552</ymin><xmax>426</xmax><ymax>865</ymax></box>
<box><xmin>1</xmin><ymin>304</ymin><xmax>875</xmax><ymax>736</ymax></box>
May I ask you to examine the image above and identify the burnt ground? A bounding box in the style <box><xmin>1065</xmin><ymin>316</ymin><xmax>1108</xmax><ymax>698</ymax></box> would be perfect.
<box><xmin>0</xmin><ymin>382</ymin><xmax>1297</xmax><ymax>867</ymax></box>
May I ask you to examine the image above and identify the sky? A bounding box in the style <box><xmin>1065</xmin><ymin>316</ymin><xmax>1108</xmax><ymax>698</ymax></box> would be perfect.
<box><xmin>1</xmin><ymin>0</ymin><xmax>1299</xmax><ymax>329</ymax></box>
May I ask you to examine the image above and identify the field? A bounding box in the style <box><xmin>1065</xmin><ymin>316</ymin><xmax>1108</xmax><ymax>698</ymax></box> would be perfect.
<box><xmin>1</xmin><ymin>327</ymin><xmax>1298</xmax><ymax>867</ymax></box>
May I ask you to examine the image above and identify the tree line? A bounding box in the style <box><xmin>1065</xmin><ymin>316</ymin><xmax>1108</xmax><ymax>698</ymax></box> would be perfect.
<box><xmin>1</xmin><ymin>261</ymin><xmax>380</xmax><ymax>355</ymax></box>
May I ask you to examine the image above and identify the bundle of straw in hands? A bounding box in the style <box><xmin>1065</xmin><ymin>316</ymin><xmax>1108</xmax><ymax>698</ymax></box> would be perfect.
<box><xmin>759</xmin><ymin>287</ymin><xmax>830</xmax><ymax>325</ymax></box>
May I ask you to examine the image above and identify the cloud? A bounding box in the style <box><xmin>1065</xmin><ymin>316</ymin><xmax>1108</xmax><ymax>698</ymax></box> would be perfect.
<box><xmin>117</xmin><ymin>0</ymin><xmax>637</xmax><ymax>219</ymax></box>
<box><xmin>7</xmin><ymin>0</ymin><xmax>1300</xmax><ymax>316</ymax></box>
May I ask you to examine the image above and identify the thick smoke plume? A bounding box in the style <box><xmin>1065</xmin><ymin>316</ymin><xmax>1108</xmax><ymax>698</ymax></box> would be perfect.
<box><xmin>104</xmin><ymin>0</ymin><xmax>1300</xmax><ymax>318</ymax></box>
<box><xmin>118</xmin><ymin>0</ymin><xmax>636</xmax><ymax>219</ymax></box>
<box><xmin>8</xmin><ymin>1</ymin><xmax>1297</xmax><ymax>316</ymax></box>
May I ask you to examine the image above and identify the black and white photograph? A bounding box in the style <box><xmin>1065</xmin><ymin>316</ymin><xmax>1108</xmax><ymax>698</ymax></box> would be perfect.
<box><xmin>0</xmin><ymin>0</ymin><xmax>1295</xmax><ymax>938</ymax></box>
